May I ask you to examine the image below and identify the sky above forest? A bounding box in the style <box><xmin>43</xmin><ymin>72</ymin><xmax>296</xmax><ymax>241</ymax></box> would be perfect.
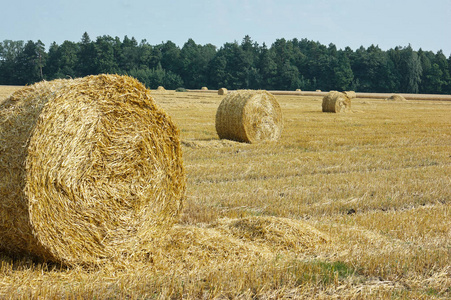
<box><xmin>2</xmin><ymin>0</ymin><xmax>450</xmax><ymax>55</ymax></box>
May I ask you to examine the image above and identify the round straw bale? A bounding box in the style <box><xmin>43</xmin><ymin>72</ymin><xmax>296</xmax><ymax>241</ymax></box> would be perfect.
<box><xmin>0</xmin><ymin>74</ymin><xmax>185</xmax><ymax>265</ymax></box>
<box><xmin>385</xmin><ymin>94</ymin><xmax>406</xmax><ymax>101</ymax></box>
<box><xmin>322</xmin><ymin>91</ymin><xmax>352</xmax><ymax>113</ymax></box>
<box><xmin>215</xmin><ymin>90</ymin><xmax>283</xmax><ymax>143</ymax></box>
<box><xmin>201</xmin><ymin>87</ymin><xmax>208</xmax><ymax>90</ymax></box>
<box><xmin>343</xmin><ymin>91</ymin><xmax>356</xmax><ymax>99</ymax></box>
<box><xmin>218</xmin><ymin>88</ymin><xmax>228</xmax><ymax>95</ymax></box>
<box><xmin>316</xmin><ymin>89</ymin><xmax>322</xmax><ymax>92</ymax></box>
<box><xmin>295</xmin><ymin>89</ymin><xmax>302</xmax><ymax>92</ymax></box>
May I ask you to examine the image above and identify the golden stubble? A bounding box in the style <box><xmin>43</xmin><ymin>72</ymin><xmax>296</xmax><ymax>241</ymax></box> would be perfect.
<box><xmin>1</xmin><ymin>88</ymin><xmax>450</xmax><ymax>299</ymax></box>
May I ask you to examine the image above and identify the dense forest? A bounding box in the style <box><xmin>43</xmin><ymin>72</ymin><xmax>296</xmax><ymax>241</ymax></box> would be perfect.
<box><xmin>1</xmin><ymin>33</ymin><xmax>450</xmax><ymax>94</ymax></box>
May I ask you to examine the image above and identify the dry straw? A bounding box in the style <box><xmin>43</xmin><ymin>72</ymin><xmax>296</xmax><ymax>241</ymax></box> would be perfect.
<box><xmin>218</xmin><ymin>88</ymin><xmax>228</xmax><ymax>95</ymax></box>
<box><xmin>201</xmin><ymin>87</ymin><xmax>208</xmax><ymax>90</ymax></box>
<box><xmin>136</xmin><ymin>216</ymin><xmax>329</xmax><ymax>268</ymax></box>
<box><xmin>322</xmin><ymin>91</ymin><xmax>352</xmax><ymax>113</ymax></box>
<box><xmin>215</xmin><ymin>90</ymin><xmax>283</xmax><ymax>143</ymax></box>
<box><xmin>0</xmin><ymin>74</ymin><xmax>185</xmax><ymax>265</ymax></box>
<box><xmin>156</xmin><ymin>86</ymin><xmax>166</xmax><ymax>92</ymax></box>
<box><xmin>213</xmin><ymin>216</ymin><xmax>329</xmax><ymax>252</ymax></box>
<box><xmin>385</xmin><ymin>94</ymin><xmax>407</xmax><ymax>101</ymax></box>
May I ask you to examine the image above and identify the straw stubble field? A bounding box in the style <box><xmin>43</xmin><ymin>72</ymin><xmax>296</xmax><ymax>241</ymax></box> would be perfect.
<box><xmin>0</xmin><ymin>86</ymin><xmax>450</xmax><ymax>299</ymax></box>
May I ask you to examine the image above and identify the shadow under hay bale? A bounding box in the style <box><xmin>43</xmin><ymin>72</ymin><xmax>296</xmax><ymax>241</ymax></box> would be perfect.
<box><xmin>215</xmin><ymin>90</ymin><xmax>283</xmax><ymax>143</ymax></box>
<box><xmin>385</xmin><ymin>94</ymin><xmax>407</xmax><ymax>101</ymax></box>
<box><xmin>322</xmin><ymin>91</ymin><xmax>352</xmax><ymax>113</ymax></box>
<box><xmin>0</xmin><ymin>74</ymin><xmax>185</xmax><ymax>265</ymax></box>
<box><xmin>218</xmin><ymin>88</ymin><xmax>228</xmax><ymax>95</ymax></box>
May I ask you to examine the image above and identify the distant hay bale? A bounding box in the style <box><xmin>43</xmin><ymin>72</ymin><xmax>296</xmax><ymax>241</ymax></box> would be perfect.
<box><xmin>156</xmin><ymin>86</ymin><xmax>166</xmax><ymax>92</ymax></box>
<box><xmin>218</xmin><ymin>88</ymin><xmax>228</xmax><ymax>95</ymax></box>
<box><xmin>322</xmin><ymin>91</ymin><xmax>352</xmax><ymax>113</ymax></box>
<box><xmin>385</xmin><ymin>94</ymin><xmax>406</xmax><ymax>101</ymax></box>
<box><xmin>0</xmin><ymin>74</ymin><xmax>185</xmax><ymax>265</ymax></box>
<box><xmin>296</xmin><ymin>89</ymin><xmax>302</xmax><ymax>92</ymax></box>
<box><xmin>215</xmin><ymin>90</ymin><xmax>283</xmax><ymax>143</ymax></box>
<box><xmin>201</xmin><ymin>87</ymin><xmax>208</xmax><ymax>90</ymax></box>
<box><xmin>344</xmin><ymin>91</ymin><xmax>356</xmax><ymax>99</ymax></box>
<box><xmin>316</xmin><ymin>89</ymin><xmax>322</xmax><ymax>92</ymax></box>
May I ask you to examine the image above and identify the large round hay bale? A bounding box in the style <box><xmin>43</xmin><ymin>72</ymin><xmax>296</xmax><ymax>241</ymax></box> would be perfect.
<box><xmin>385</xmin><ymin>94</ymin><xmax>406</xmax><ymax>101</ymax></box>
<box><xmin>322</xmin><ymin>91</ymin><xmax>351</xmax><ymax>113</ymax></box>
<box><xmin>201</xmin><ymin>86</ymin><xmax>208</xmax><ymax>90</ymax></box>
<box><xmin>0</xmin><ymin>74</ymin><xmax>185</xmax><ymax>265</ymax></box>
<box><xmin>215</xmin><ymin>90</ymin><xmax>283</xmax><ymax>143</ymax></box>
<box><xmin>156</xmin><ymin>86</ymin><xmax>166</xmax><ymax>92</ymax></box>
<box><xmin>218</xmin><ymin>88</ymin><xmax>228</xmax><ymax>95</ymax></box>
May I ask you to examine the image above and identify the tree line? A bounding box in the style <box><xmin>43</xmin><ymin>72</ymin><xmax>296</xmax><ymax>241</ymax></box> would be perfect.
<box><xmin>1</xmin><ymin>33</ymin><xmax>450</xmax><ymax>94</ymax></box>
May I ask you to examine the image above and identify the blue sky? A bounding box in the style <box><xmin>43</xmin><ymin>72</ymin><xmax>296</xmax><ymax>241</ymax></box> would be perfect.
<box><xmin>2</xmin><ymin>0</ymin><xmax>450</xmax><ymax>55</ymax></box>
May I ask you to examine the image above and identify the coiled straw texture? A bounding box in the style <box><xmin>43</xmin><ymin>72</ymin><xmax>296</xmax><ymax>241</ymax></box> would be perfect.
<box><xmin>0</xmin><ymin>74</ymin><xmax>185</xmax><ymax>265</ymax></box>
<box><xmin>322</xmin><ymin>91</ymin><xmax>352</xmax><ymax>113</ymax></box>
<box><xmin>215</xmin><ymin>90</ymin><xmax>283</xmax><ymax>143</ymax></box>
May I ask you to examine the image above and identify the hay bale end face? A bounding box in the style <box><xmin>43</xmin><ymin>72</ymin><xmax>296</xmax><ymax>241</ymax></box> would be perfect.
<box><xmin>0</xmin><ymin>74</ymin><xmax>185</xmax><ymax>265</ymax></box>
<box><xmin>218</xmin><ymin>88</ymin><xmax>228</xmax><ymax>95</ymax></box>
<box><xmin>215</xmin><ymin>90</ymin><xmax>283</xmax><ymax>143</ymax></box>
<box><xmin>344</xmin><ymin>91</ymin><xmax>356</xmax><ymax>99</ymax></box>
<box><xmin>322</xmin><ymin>91</ymin><xmax>352</xmax><ymax>113</ymax></box>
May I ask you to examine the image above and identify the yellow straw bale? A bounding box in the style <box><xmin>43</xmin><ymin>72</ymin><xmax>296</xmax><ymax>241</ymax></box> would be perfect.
<box><xmin>218</xmin><ymin>88</ymin><xmax>228</xmax><ymax>95</ymax></box>
<box><xmin>215</xmin><ymin>90</ymin><xmax>283</xmax><ymax>143</ymax></box>
<box><xmin>0</xmin><ymin>74</ymin><xmax>185</xmax><ymax>265</ymax></box>
<box><xmin>156</xmin><ymin>86</ymin><xmax>166</xmax><ymax>92</ymax></box>
<box><xmin>343</xmin><ymin>91</ymin><xmax>356</xmax><ymax>99</ymax></box>
<box><xmin>385</xmin><ymin>94</ymin><xmax>407</xmax><ymax>101</ymax></box>
<box><xmin>322</xmin><ymin>91</ymin><xmax>352</xmax><ymax>113</ymax></box>
<box><xmin>201</xmin><ymin>87</ymin><xmax>208</xmax><ymax>90</ymax></box>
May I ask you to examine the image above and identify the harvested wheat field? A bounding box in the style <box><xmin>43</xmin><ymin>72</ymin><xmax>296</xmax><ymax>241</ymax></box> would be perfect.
<box><xmin>0</xmin><ymin>85</ymin><xmax>22</xmax><ymax>104</ymax></box>
<box><xmin>0</xmin><ymin>87</ymin><xmax>450</xmax><ymax>299</ymax></box>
